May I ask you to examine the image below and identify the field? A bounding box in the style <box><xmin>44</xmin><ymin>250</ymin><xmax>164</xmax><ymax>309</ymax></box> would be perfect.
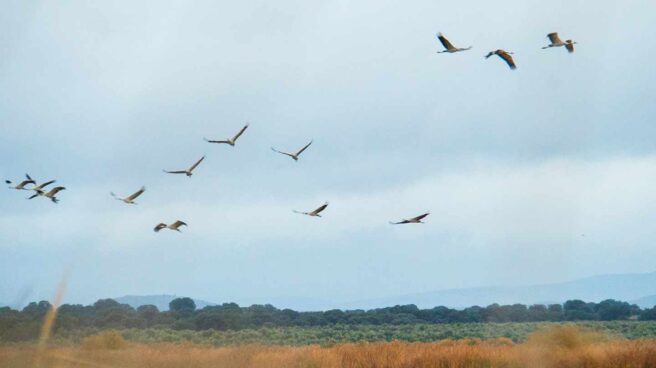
<box><xmin>48</xmin><ymin>321</ymin><xmax>656</xmax><ymax>346</ymax></box>
<box><xmin>3</xmin><ymin>325</ymin><xmax>656</xmax><ymax>368</ymax></box>
<box><xmin>3</xmin><ymin>323</ymin><xmax>656</xmax><ymax>367</ymax></box>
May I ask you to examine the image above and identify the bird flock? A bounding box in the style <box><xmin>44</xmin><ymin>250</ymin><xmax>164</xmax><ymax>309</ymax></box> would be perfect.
<box><xmin>437</xmin><ymin>32</ymin><xmax>576</xmax><ymax>69</ymax></box>
<box><xmin>6</xmin><ymin>175</ymin><xmax>65</xmax><ymax>204</ymax></box>
<box><xmin>6</xmin><ymin>32</ymin><xmax>576</xmax><ymax>231</ymax></box>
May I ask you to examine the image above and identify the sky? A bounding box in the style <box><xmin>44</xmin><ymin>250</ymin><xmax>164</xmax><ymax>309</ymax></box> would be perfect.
<box><xmin>2</xmin><ymin>0</ymin><xmax>656</xmax><ymax>309</ymax></box>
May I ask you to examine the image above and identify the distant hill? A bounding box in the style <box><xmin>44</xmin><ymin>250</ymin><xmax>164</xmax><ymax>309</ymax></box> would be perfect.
<box><xmin>109</xmin><ymin>272</ymin><xmax>656</xmax><ymax>312</ymax></box>
<box><xmin>631</xmin><ymin>295</ymin><xmax>656</xmax><ymax>309</ymax></box>
<box><xmin>343</xmin><ymin>271</ymin><xmax>656</xmax><ymax>310</ymax></box>
<box><xmin>113</xmin><ymin>295</ymin><xmax>216</xmax><ymax>311</ymax></box>
<box><xmin>235</xmin><ymin>296</ymin><xmax>332</xmax><ymax>312</ymax></box>
<box><xmin>113</xmin><ymin>295</ymin><xmax>332</xmax><ymax>312</ymax></box>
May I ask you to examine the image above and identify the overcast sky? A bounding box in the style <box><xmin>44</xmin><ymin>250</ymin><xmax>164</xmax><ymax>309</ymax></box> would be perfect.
<box><xmin>2</xmin><ymin>0</ymin><xmax>656</xmax><ymax>309</ymax></box>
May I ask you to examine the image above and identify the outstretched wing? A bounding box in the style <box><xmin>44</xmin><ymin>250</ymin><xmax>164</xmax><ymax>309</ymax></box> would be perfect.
<box><xmin>204</xmin><ymin>137</ymin><xmax>230</xmax><ymax>144</ymax></box>
<box><xmin>232</xmin><ymin>124</ymin><xmax>249</xmax><ymax>141</ymax></box>
<box><xmin>565</xmin><ymin>41</ymin><xmax>574</xmax><ymax>53</ymax></box>
<box><xmin>410</xmin><ymin>213</ymin><xmax>430</xmax><ymax>222</ymax></box>
<box><xmin>437</xmin><ymin>33</ymin><xmax>455</xmax><ymax>50</ymax></box>
<box><xmin>189</xmin><ymin>156</ymin><xmax>205</xmax><ymax>172</ymax></box>
<box><xmin>20</xmin><ymin>174</ymin><xmax>35</xmax><ymax>186</ymax></box>
<box><xmin>47</xmin><ymin>186</ymin><xmax>66</xmax><ymax>196</ymax></box>
<box><xmin>547</xmin><ymin>32</ymin><xmax>562</xmax><ymax>44</ymax></box>
<box><xmin>126</xmin><ymin>186</ymin><xmax>146</xmax><ymax>201</ymax></box>
<box><xmin>163</xmin><ymin>170</ymin><xmax>187</xmax><ymax>174</ymax></box>
<box><xmin>389</xmin><ymin>220</ymin><xmax>409</xmax><ymax>225</ymax></box>
<box><xmin>497</xmin><ymin>51</ymin><xmax>516</xmax><ymax>70</ymax></box>
<box><xmin>295</xmin><ymin>140</ymin><xmax>313</xmax><ymax>156</ymax></box>
<box><xmin>154</xmin><ymin>223</ymin><xmax>167</xmax><ymax>232</ymax></box>
<box><xmin>271</xmin><ymin>147</ymin><xmax>295</xmax><ymax>158</ymax></box>
<box><xmin>310</xmin><ymin>202</ymin><xmax>329</xmax><ymax>215</ymax></box>
<box><xmin>171</xmin><ymin>220</ymin><xmax>187</xmax><ymax>229</ymax></box>
<box><xmin>36</xmin><ymin>180</ymin><xmax>56</xmax><ymax>190</ymax></box>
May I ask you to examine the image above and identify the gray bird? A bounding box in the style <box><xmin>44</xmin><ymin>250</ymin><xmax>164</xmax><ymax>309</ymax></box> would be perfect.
<box><xmin>29</xmin><ymin>186</ymin><xmax>66</xmax><ymax>203</ymax></box>
<box><xmin>30</xmin><ymin>179</ymin><xmax>57</xmax><ymax>196</ymax></box>
<box><xmin>154</xmin><ymin>220</ymin><xmax>187</xmax><ymax>232</ymax></box>
<box><xmin>271</xmin><ymin>141</ymin><xmax>313</xmax><ymax>161</ymax></box>
<box><xmin>390</xmin><ymin>212</ymin><xmax>430</xmax><ymax>225</ymax></box>
<box><xmin>542</xmin><ymin>32</ymin><xmax>576</xmax><ymax>53</ymax></box>
<box><xmin>111</xmin><ymin>186</ymin><xmax>146</xmax><ymax>204</ymax></box>
<box><xmin>485</xmin><ymin>49</ymin><xmax>517</xmax><ymax>70</ymax></box>
<box><xmin>163</xmin><ymin>156</ymin><xmax>205</xmax><ymax>177</ymax></box>
<box><xmin>204</xmin><ymin>124</ymin><xmax>249</xmax><ymax>146</ymax></box>
<box><xmin>436</xmin><ymin>33</ymin><xmax>472</xmax><ymax>53</ymax></box>
<box><xmin>293</xmin><ymin>202</ymin><xmax>329</xmax><ymax>217</ymax></box>
<box><xmin>6</xmin><ymin>174</ymin><xmax>35</xmax><ymax>190</ymax></box>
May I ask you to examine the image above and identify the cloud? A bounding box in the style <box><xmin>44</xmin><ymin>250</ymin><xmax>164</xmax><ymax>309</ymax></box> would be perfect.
<box><xmin>2</xmin><ymin>0</ymin><xmax>656</xmax><ymax>304</ymax></box>
<box><xmin>4</xmin><ymin>154</ymin><xmax>656</xmax><ymax>251</ymax></box>
<box><xmin>4</xmin><ymin>153</ymin><xmax>656</xmax><ymax>304</ymax></box>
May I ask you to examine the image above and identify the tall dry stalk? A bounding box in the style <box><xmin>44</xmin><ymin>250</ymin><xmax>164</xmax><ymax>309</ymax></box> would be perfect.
<box><xmin>34</xmin><ymin>271</ymin><xmax>69</xmax><ymax>368</ymax></box>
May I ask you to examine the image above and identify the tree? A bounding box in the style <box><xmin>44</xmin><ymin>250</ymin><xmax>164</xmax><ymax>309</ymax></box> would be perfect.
<box><xmin>22</xmin><ymin>301</ymin><xmax>51</xmax><ymax>316</ymax></box>
<box><xmin>425</xmin><ymin>306</ymin><xmax>456</xmax><ymax>323</ymax></box>
<box><xmin>323</xmin><ymin>309</ymin><xmax>346</xmax><ymax>324</ymax></box>
<box><xmin>137</xmin><ymin>305</ymin><xmax>159</xmax><ymax>326</ymax></box>
<box><xmin>459</xmin><ymin>306</ymin><xmax>483</xmax><ymax>322</ymax></box>
<box><xmin>506</xmin><ymin>304</ymin><xmax>529</xmax><ymax>322</ymax></box>
<box><xmin>194</xmin><ymin>311</ymin><xmax>228</xmax><ymax>330</ymax></box>
<box><xmin>528</xmin><ymin>304</ymin><xmax>548</xmax><ymax>321</ymax></box>
<box><xmin>640</xmin><ymin>307</ymin><xmax>656</xmax><ymax>320</ymax></box>
<box><xmin>93</xmin><ymin>299</ymin><xmax>122</xmax><ymax>310</ymax></box>
<box><xmin>595</xmin><ymin>299</ymin><xmax>632</xmax><ymax>321</ymax></box>
<box><xmin>169</xmin><ymin>297</ymin><xmax>196</xmax><ymax>316</ymax></box>
<box><xmin>546</xmin><ymin>304</ymin><xmax>564</xmax><ymax>321</ymax></box>
<box><xmin>563</xmin><ymin>299</ymin><xmax>596</xmax><ymax>320</ymax></box>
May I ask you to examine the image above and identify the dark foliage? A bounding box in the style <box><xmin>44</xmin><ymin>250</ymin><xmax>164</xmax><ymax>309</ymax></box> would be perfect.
<box><xmin>0</xmin><ymin>297</ymin><xmax>653</xmax><ymax>342</ymax></box>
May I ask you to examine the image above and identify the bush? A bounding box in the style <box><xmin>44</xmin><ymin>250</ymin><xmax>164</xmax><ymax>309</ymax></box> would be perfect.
<box><xmin>82</xmin><ymin>330</ymin><xmax>127</xmax><ymax>350</ymax></box>
<box><xmin>525</xmin><ymin>324</ymin><xmax>616</xmax><ymax>349</ymax></box>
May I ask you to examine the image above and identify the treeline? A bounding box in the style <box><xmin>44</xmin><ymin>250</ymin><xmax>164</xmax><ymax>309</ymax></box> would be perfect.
<box><xmin>2</xmin><ymin>297</ymin><xmax>656</xmax><ymax>341</ymax></box>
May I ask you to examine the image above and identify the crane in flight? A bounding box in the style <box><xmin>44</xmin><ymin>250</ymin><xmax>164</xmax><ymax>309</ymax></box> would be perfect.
<box><xmin>485</xmin><ymin>49</ymin><xmax>517</xmax><ymax>70</ymax></box>
<box><xmin>29</xmin><ymin>186</ymin><xmax>66</xmax><ymax>203</ymax></box>
<box><xmin>6</xmin><ymin>174</ymin><xmax>35</xmax><ymax>190</ymax></box>
<box><xmin>154</xmin><ymin>220</ymin><xmax>187</xmax><ymax>232</ymax></box>
<box><xmin>542</xmin><ymin>32</ymin><xmax>576</xmax><ymax>53</ymax></box>
<box><xmin>390</xmin><ymin>212</ymin><xmax>430</xmax><ymax>225</ymax></box>
<box><xmin>163</xmin><ymin>156</ymin><xmax>205</xmax><ymax>177</ymax></box>
<box><xmin>30</xmin><ymin>179</ymin><xmax>57</xmax><ymax>196</ymax></box>
<box><xmin>204</xmin><ymin>124</ymin><xmax>249</xmax><ymax>146</ymax></box>
<box><xmin>111</xmin><ymin>186</ymin><xmax>146</xmax><ymax>204</ymax></box>
<box><xmin>293</xmin><ymin>202</ymin><xmax>329</xmax><ymax>217</ymax></box>
<box><xmin>436</xmin><ymin>33</ymin><xmax>472</xmax><ymax>53</ymax></box>
<box><xmin>271</xmin><ymin>140</ymin><xmax>313</xmax><ymax>161</ymax></box>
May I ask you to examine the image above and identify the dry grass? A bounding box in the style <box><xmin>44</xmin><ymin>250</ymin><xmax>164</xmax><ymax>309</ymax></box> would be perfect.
<box><xmin>2</xmin><ymin>326</ymin><xmax>656</xmax><ymax>368</ymax></box>
<box><xmin>33</xmin><ymin>273</ymin><xmax>68</xmax><ymax>368</ymax></box>
<box><xmin>81</xmin><ymin>331</ymin><xmax>128</xmax><ymax>351</ymax></box>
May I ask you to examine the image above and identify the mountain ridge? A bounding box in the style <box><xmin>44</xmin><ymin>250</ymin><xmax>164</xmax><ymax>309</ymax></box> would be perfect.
<box><xmin>343</xmin><ymin>271</ymin><xmax>656</xmax><ymax>310</ymax></box>
<box><xmin>109</xmin><ymin>271</ymin><xmax>656</xmax><ymax>311</ymax></box>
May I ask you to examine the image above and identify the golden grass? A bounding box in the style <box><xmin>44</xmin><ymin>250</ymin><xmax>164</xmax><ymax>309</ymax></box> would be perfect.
<box><xmin>34</xmin><ymin>272</ymin><xmax>68</xmax><ymax>368</ymax></box>
<box><xmin>37</xmin><ymin>273</ymin><xmax>68</xmax><ymax>348</ymax></box>
<box><xmin>2</xmin><ymin>326</ymin><xmax>656</xmax><ymax>368</ymax></box>
<box><xmin>81</xmin><ymin>331</ymin><xmax>128</xmax><ymax>351</ymax></box>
